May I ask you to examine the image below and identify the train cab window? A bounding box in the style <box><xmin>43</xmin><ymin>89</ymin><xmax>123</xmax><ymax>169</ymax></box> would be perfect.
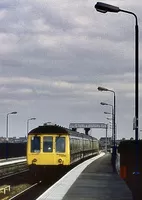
<box><xmin>31</xmin><ymin>136</ymin><xmax>40</xmax><ymax>153</ymax></box>
<box><xmin>43</xmin><ymin>136</ymin><xmax>53</xmax><ymax>152</ymax></box>
<box><xmin>56</xmin><ymin>137</ymin><xmax>65</xmax><ymax>153</ymax></box>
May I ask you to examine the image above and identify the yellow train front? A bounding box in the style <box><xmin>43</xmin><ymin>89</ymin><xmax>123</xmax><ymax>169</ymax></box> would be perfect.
<box><xmin>27</xmin><ymin>124</ymin><xmax>99</xmax><ymax>177</ymax></box>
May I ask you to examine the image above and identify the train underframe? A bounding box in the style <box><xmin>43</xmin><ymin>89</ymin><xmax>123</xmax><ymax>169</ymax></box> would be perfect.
<box><xmin>29</xmin><ymin>164</ymin><xmax>70</xmax><ymax>181</ymax></box>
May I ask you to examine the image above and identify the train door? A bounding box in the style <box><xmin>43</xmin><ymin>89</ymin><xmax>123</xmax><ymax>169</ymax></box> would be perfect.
<box><xmin>55</xmin><ymin>136</ymin><xmax>70</xmax><ymax>165</ymax></box>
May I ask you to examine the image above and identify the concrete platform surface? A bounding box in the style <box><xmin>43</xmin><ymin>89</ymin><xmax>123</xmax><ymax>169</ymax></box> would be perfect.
<box><xmin>63</xmin><ymin>154</ymin><xmax>133</xmax><ymax>200</ymax></box>
<box><xmin>0</xmin><ymin>157</ymin><xmax>26</xmax><ymax>166</ymax></box>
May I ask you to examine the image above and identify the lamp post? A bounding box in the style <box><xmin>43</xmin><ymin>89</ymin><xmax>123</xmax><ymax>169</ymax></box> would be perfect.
<box><xmin>101</xmin><ymin>102</ymin><xmax>113</xmax><ymax>125</ymax></box>
<box><xmin>108</xmin><ymin>120</ymin><xmax>112</xmax><ymax>130</ymax></box>
<box><xmin>98</xmin><ymin>86</ymin><xmax>116</xmax><ymax>171</ymax></box>
<box><xmin>6</xmin><ymin>112</ymin><xmax>17</xmax><ymax>142</ymax></box>
<box><xmin>101</xmin><ymin>104</ymin><xmax>112</xmax><ymax>154</ymax></box>
<box><xmin>95</xmin><ymin>2</ymin><xmax>139</xmax><ymax>175</ymax></box>
<box><xmin>101</xmin><ymin>102</ymin><xmax>113</xmax><ymax>114</ymax></box>
<box><xmin>27</xmin><ymin>118</ymin><xmax>36</xmax><ymax>135</ymax></box>
<box><xmin>105</xmin><ymin>124</ymin><xmax>108</xmax><ymax>153</ymax></box>
<box><xmin>6</xmin><ymin>111</ymin><xmax>17</xmax><ymax>159</ymax></box>
<box><xmin>106</xmin><ymin>117</ymin><xmax>113</xmax><ymax>141</ymax></box>
<box><xmin>104</xmin><ymin>111</ymin><xmax>111</xmax><ymax>115</ymax></box>
<box><xmin>101</xmin><ymin>102</ymin><xmax>114</xmax><ymax>141</ymax></box>
<box><xmin>106</xmin><ymin>117</ymin><xmax>112</xmax><ymax>120</ymax></box>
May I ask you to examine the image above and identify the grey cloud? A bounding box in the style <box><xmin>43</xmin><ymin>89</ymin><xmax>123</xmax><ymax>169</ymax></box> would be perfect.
<box><xmin>0</xmin><ymin>0</ymin><xmax>141</xmax><ymax>139</ymax></box>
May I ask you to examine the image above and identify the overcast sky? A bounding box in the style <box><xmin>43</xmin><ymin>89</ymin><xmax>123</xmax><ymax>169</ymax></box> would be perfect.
<box><xmin>0</xmin><ymin>0</ymin><xmax>142</xmax><ymax>140</ymax></box>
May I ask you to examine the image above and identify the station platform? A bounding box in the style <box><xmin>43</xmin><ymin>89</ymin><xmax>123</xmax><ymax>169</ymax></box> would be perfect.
<box><xmin>0</xmin><ymin>157</ymin><xmax>26</xmax><ymax>166</ymax></box>
<box><xmin>63</xmin><ymin>153</ymin><xmax>132</xmax><ymax>200</ymax></box>
<box><xmin>37</xmin><ymin>153</ymin><xmax>133</xmax><ymax>200</ymax></box>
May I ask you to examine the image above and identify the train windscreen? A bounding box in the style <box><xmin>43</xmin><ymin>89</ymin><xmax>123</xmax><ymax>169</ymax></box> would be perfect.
<box><xmin>43</xmin><ymin>136</ymin><xmax>53</xmax><ymax>152</ymax></box>
<box><xmin>56</xmin><ymin>137</ymin><xmax>65</xmax><ymax>152</ymax></box>
<box><xmin>31</xmin><ymin>136</ymin><xmax>40</xmax><ymax>153</ymax></box>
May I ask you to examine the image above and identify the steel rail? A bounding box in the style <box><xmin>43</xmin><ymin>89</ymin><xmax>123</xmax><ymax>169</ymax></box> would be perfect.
<box><xmin>9</xmin><ymin>181</ymin><xmax>42</xmax><ymax>200</ymax></box>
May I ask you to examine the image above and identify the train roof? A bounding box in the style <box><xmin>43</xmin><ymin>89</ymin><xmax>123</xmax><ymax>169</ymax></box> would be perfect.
<box><xmin>28</xmin><ymin>124</ymin><xmax>98</xmax><ymax>140</ymax></box>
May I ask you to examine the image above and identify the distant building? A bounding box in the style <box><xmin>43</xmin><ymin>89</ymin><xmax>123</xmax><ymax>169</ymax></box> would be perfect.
<box><xmin>116</xmin><ymin>139</ymin><xmax>121</xmax><ymax>145</ymax></box>
<box><xmin>99</xmin><ymin>137</ymin><xmax>112</xmax><ymax>149</ymax></box>
<box><xmin>99</xmin><ymin>137</ymin><xmax>122</xmax><ymax>151</ymax></box>
<box><xmin>0</xmin><ymin>137</ymin><xmax>6</xmax><ymax>143</ymax></box>
<box><xmin>0</xmin><ymin>136</ymin><xmax>27</xmax><ymax>143</ymax></box>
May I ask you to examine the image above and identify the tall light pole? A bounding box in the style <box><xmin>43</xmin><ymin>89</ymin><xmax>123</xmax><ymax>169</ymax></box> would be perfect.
<box><xmin>106</xmin><ymin>117</ymin><xmax>113</xmax><ymax>142</ymax></box>
<box><xmin>105</xmin><ymin>113</ymin><xmax>113</xmax><ymax>138</ymax></box>
<box><xmin>95</xmin><ymin>2</ymin><xmax>139</xmax><ymax>174</ymax></box>
<box><xmin>27</xmin><ymin>118</ymin><xmax>36</xmax><ymax>135</ymax></box>
<box><xmin>100</xmin><ymin>103</ymin><xmax>112</xmax><ymax>153</ymax></box>
<box><xmin>105</xmin><ymin>124</ymin><xmax>108</xmax><ymax>153</ymax></box>
<box><xmin>6</xmin><ymin>111</ymin><xmax>17</xmax><ymax>159</ymax></box>
<box><xmin>6</xmin><ymin>112</ymin><xmax>17</xmax><ymax>142</ymax></box>
<box><xmin>104</xmin><ymin>111</ymin><xmax>111</xmax><ymax>115</ymax></box>
<box><xmin>101</xmin><ymin>102</ymin><xmax>113</xmax><ymax>117</ymax></box>
<box><xmin>101</xmin><ymin>102</ymin><xmax>114</xmax><ymax>141</ymax></box>
<box><xmin>98</xmin><ymin>86</ymin><xmax>116</xmax><ymax>171</ymax></box>
<box><xmin>106</xmin><ymin>117</ymin><xmax>112</xmax><ymax>120</ymax></box>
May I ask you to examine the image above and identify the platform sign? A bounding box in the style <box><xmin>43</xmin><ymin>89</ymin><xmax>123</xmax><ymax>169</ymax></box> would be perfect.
<box><xmin>69</xmin><ymin>123</ymin><xmax>107</xmax><ymax>129</ymax></box>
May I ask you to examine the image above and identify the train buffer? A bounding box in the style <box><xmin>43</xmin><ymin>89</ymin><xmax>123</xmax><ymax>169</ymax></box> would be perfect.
<box><xmin>0</xmin><ymin>185</ymin><xmax>10</xmax><ymax>194</ymax></box>
<box><xmin>36</xmin><ymin>153</ymin><xmax>133</xmax><ymax>200</ymax></box>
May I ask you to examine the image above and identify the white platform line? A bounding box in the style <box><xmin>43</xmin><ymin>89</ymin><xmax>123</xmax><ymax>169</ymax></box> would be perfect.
<box><xmin>37</xmin><ymin>152</ymin><xmax>105</xmax><ymax>200</ymax></box>
<box><xmin>0</xmin><ymin>159</ymin><xmax>26</xmax><ymax>166</ymax></box>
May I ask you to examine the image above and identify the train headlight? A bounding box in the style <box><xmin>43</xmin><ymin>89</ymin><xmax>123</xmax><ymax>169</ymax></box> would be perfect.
<box><xmin>58</xmin><ymin>158</ymin><xmax>63</xmax><ymax>164</ymax></box>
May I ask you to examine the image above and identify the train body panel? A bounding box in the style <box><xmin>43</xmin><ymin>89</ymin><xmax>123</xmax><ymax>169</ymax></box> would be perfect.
<box><xmin>27</xmin><ymin>134</ymin><xmax>70</xmax><ymax>166</ymax></box>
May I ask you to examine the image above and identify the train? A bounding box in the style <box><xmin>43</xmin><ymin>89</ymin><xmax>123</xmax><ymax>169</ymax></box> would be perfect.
<box><xmin>27</xmin><ymin>123</ymin><xmax>99</xmax><ymax>177</ymax></box>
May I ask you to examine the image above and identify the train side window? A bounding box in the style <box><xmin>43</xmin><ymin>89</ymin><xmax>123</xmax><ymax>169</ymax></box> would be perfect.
<box><xmin>43</xmin><ymin>136</ymin><xmax>53</xmax><ymax>152</ymax></box>
<box><xmin>56</xmin><ymin>137</ymin><xmax>65</xmax><ymax>153</ymax></box>
<box><xmin>70</xmin><ymin>138</ymin><xmax>73</xmax><ymax>151</ymax></box>
<box><xmin>31</xmin><ymin>136</ymin><xmax>40</xmax><ymax>153</ymax></box>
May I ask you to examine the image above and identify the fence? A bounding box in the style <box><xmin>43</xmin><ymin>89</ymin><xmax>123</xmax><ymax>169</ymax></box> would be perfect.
<box><xmin>0</xmin><ymin>143</ymin><xmax>26</xmax><ymax>159</ymax></box>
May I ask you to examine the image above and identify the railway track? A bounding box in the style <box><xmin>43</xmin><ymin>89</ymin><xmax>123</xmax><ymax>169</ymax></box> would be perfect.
<box><xmin>6</xmin><ymin>173</ymin><xmax>65</xmax><ymax>200</ymax></box>
<box><xmin>0</xmin><ymin>161</ymin><xmax>28</xmax><ymax>178</ymax></box>
<box><xmin>0</xmin><ymin>170</ymin><xmax>34</xmax><ymax>200</ymax></box>
<box><xmin>0</xmin><ymin>169</ymin><xmax>29</xmax><ymax>180</ymax></box>
<box><xmin>0</xmin><ymin>155</ymin><xmax>99</xmax><ymax>200</ymax></box>
<box><xmin>0</xmin><ymin>166</ymin><xmax>68</xmax><ymax>200</ymax></box>
<box><xmin>9</xmin><ymin>181</ymin><xmax>44</xmax><ymax>200</ymax></box>
<box><xmin>8</xmin><ymin>154</ymin><xmax>100</xmax><ymax>200</ymax></box>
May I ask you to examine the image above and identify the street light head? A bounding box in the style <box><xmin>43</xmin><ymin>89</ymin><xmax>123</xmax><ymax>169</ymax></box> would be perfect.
<box><xmin>11</xmin><ymin>112</ymin><xmax>17</xmax><ymax>114</ymax></box>
<box><xmin>100</xmin><ymin>102</ymin><xmax>108</xmax><ymax>106</ymax></box>
<box><xmin>104</xmin><ymin>112</ymin><xmax>111</xmax><ymax>114</ymax></box>
<box><xmin>107</xmin><ymin>117</ymin><xmax>112</xmax><ymax>120</ymax></box>
<box><xmin>30</xmin><ymin>117</ymin><xmax>36</xmax><ymax>120</ymax></box>
<box><xmin>98</xmin><ymin>86</ymin><xmax>108</xmax><ymax>92</ymax></box>
<box><xmin>95</xmin><ymin>2</ymin><xmax>120</xmax><ymax>13</ymax></box>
